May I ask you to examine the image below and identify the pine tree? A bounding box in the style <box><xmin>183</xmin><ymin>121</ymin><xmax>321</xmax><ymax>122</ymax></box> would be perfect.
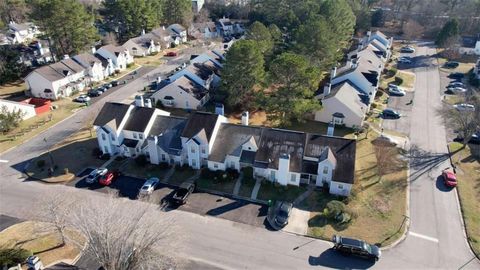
<box><xmin>163</xmin><ymin>0</ymin><xmax>193</xmax><ymax>26</ymax></box>
<box><xmin>220</xmin><ymin>40</ymin><xmax>265</xmax><ymax>109</ymax></box>
<box><xmin>30</xmin><ymin>0</ymin><xmax>98</xmax><ymax>56</ymax></box>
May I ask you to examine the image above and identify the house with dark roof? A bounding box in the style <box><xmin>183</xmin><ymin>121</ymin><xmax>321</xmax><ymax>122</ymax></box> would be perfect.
<box><xmin>93</xmin><ymin>102</ymin><xmax>357</xmax><ymax>196</ymax></box>
<box><xmin>167</xmin><ymin>24</ymin><xmax>187</xmax><ymax>44</ymax></box>
<box><xmin>25</xmin><ymin>57</ymin><xmax>87</xmax><ymax>99</ymax></box>
<box><xmin>216</xmin><ymin>18</ymin><xmax>245</xmax><ymax>37</ymax></box>
<box><xmin>95</xmin><ymin>44</ymin><xmax>134</xmax><ymax>72</ymax></box>
<box><xmin>93</xmin><ymin>101</ymin><xmax>170</xmax><ymax>157</ymax></box>
<box><xmin>180</xmin><ymin>111</ymin><xmax>228</xmax><ymax>169</ymax></box>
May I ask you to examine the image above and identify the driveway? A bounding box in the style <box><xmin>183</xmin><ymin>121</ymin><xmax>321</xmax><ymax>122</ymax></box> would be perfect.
<box><xmin>0</xmin><ymin>214</ymin><xmax>23</xmax><ymax>231</ymax></box>
<box><xmin>68</xmin><ymin>173</ymin><xmax>267</xmax><ymax>227</ymax></box>
<box><xmin>382</xmin><ymin>91</ymin><xmax>414</xmax><ymax>136</ymax></box>
<box><xmin>283</xmin><ymin>208</ymin><xmax>310</xmax><ymax>235</ymax></box>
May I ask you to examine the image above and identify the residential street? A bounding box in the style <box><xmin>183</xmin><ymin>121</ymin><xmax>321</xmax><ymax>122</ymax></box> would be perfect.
<box><xmin>1</xmin><ymin>44</ymin><xmax>479</xmax><ymax>269</ymax></box>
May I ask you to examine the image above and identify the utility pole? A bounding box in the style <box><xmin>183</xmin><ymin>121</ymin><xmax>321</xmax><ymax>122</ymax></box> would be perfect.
<box><xmin>44</xmin><ymin>138</ymin><xmax>55</xmax><ymax>173</ymax></box>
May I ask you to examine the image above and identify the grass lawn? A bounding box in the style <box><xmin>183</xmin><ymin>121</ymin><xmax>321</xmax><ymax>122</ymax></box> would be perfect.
<box><xmin>0</xmin><ymin>221</ymin><xmax>84</xmax><ymax>267</ymax></box>
<box><xmin>26</xmin><ymin>127</ymin><xmax>104</xmax><ymax>180</ymax></box>
<box><xmin>443</xmin><ymin>95</ymin><xmax>464</xmax><ymax>105</ymax></box>
<box><xmin>449</xmin><ymin>143</ymin><xmax>480</xmax><ymax>256</ymax></box>
<box><xmin>134</xmin><ymin>53</ymin><xmax>167</xmax><ymax>67</ymax></box>
<box><xmin>121</xmin><ymin>159</ymin><xmax>171</xmax><ymax>180</ymax></box>
<box><xmin>197</xmin><ymin>176</ymin><xmax>236</xmax><ymax>194</ymax></box>
<box><xmin>0</xmin><ymin>98</ymin><xmax>84</xmax><ymax>153</ymax></box>
<box><xmin>306</xmin><ymin>131</ymin><xmax>408</xmax><ymax>246</ymax></box>
<box><xmin>168</xmin><ymin>167</ymin><xmax>197</xmax><ymax>186</ymax></box>
<box><xmin>256</xmin><ymin>180</ymin><xmax>307</xmax><ymax>203</ymax></box>
<box><xmin>238</xmin><ymin>177</ymin><xmax>256</xmax><ymax>198</ymax></box>
<box><xmin>0</xmin><ymin>80</ymin><xmax>26</xmax><ymax>99</ymax></box>
<box><xmin>380</xmin><ymin>70</ymin><xmax>416</xmax><ymax>91</ymax></box>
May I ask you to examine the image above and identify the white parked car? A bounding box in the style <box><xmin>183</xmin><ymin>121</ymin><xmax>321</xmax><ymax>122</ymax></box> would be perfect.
<box><xmin>447</xmin><ymin>86</ymin><xmax>467</xmax><ymax>93</ymax></box>
<box><xmin>448</xmin><ymin>81</ymin><xmax>464</xmax><ymax>88</ymax></box>
<box><xmin>75</xmin><ymin>94</ymin><xmax>91</xmax><ymax>103</ymax></box>
<box><xmin>139</xmin><ymin>177</ymin><xmax>160</xmax><ymax>195</ymax></box>
<box><xmin>388</xmin><ymin>85</ymin><xmax>406</xmax><ymax>96</ymax></box>
<box><xmin>453</xmin><ymin>103</ymin><xmax>475</xmax><ymax>111</ymax></box>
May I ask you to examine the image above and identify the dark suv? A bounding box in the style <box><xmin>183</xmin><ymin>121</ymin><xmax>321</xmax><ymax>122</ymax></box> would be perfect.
<box><xmin>332</xmin><ymin>235</ymin><xmax>381</xmax><ymax>261</ymax></box>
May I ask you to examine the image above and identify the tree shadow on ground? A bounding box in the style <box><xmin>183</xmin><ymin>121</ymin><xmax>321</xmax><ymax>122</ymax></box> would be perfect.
<box><xmin>403</xmin><ymin>145</ymin><xmax>450</xmax><ymax>182</ymax></box>
<box><xmin>308</xmin><ymin>214</ymin><xmax>350</xmax><ymax>232</ymax></box>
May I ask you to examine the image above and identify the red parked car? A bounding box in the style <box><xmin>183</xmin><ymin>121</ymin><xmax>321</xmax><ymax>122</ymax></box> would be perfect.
<box><xmin>99</xmin><ymin>171</ymin><xmax>119</xmax><ymax>186</ymax></box>
<box><xmin>442</xmin><ymin>169</ymin><xmax>457</xmax><ymax>187</ymax></box>
<box><xmin>165</xmin><ymin>51</ymin><xmax>177</xmax><ymax>57</ymax></box>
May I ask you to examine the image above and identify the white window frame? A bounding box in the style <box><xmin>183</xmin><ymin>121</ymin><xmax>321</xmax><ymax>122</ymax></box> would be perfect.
<box><xmin>323</xmin><ymin>166</ymin><xmax>328</xmax><ymax>174</ymax></box>
<box><xmin>133</xmin><ymin>133</ymin><xmax>138</xmax><ymax>139</ymax></box>
<box><xmin>101</xmin><ymin>133</ymin><xmax>106</xmax><ymax>141</ymax></box>
<box><xmin>139</xmin><ymin>134</ymin><xmax>144</xmax><ymax>140</ymax></box>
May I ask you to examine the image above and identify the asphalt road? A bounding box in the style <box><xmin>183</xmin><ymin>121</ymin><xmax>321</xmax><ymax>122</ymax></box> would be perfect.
<box><xmin>0</xmin><ymin>43</ymin><xmax>479</xmax><ymax>269</ymax></box>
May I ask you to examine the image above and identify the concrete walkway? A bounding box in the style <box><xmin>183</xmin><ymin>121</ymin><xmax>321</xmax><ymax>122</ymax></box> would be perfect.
<box><xmin>163</xmin><ymin>166</ymin><xmax>176</xmax><ymax>183</ymax></box>
<box><xmin>232</xmin><ymin>173</ymin><xmax>243</xmax><ymax>196</ymax></box>
<box><xmin>283</xmin><ymin>208</ymin><xmax>310</xmax><ymax>235</ymax></box>
<box><xmin>293</xmin><ymin>186</ymin><xmax>314</xmax><ymax>206</ymax></box>
<box><xmin>99</xmin><ymin>154</ymin><xmax>118</xmax><ymax>168</ymax></box>
<box><xmin>250</xmin><ymin>179</ymin><xmax>262</xmax><ymax>200</ymax></box>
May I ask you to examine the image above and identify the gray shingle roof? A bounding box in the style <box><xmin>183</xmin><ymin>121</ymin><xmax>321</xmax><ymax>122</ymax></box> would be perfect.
<box><xmin>93</xmin><ymin>102</ymin><xmax>131</xmax><ymax>131</ymax></box>
<box><xmin>305</xmin><ymin>134</ymin><xmax>356</xmax><ymax>184</ymax></box>
<box><xmin>209</xmin><ymin>123</ymin><xmax>262</xmax><ymax>162</ymax></box>
<box><xmin>123</xmin><ymin>107</ymin><xmax>157</xmax><ymax>132</ymax></box>
<box><xmin>34</xmin><ymin>58</ymin><xmax>85</xmax><ymax>82</ymax></box>
<box><xmin>181</xmin><ymin>112</ymin><xmax>219</xmax><ymax>142</ymax></box>
<box><xmin>150</xmin><ymin>115</ymin><xmax>187</xmax><ymax>155</ymax></box>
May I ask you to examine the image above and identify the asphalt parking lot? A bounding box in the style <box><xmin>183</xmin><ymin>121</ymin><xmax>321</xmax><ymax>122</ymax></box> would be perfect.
<box><xmin>382</xmin><ymin>91</ymin><xmax>414</xmax><ymax>136</ymax></box>
<box><xmin>69</xmin><ymin>170</ymin><xmax>267</xmax><ymax>227</ymax></box>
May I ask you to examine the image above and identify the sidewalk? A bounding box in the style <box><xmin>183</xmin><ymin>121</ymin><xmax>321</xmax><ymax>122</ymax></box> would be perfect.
<box><xmin>250</xmin><ymin>179</ymin><xmax>262</xmax><ymax>200</ymax></box>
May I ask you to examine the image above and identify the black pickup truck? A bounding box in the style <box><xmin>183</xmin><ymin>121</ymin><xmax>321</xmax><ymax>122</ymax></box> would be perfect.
<box><xmin>171</xmin><ymin>181</ymin><xmax>195</xmax><ymax>205</ymax></box>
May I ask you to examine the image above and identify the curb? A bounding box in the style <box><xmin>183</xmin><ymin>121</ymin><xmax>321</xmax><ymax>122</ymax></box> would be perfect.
<box><xmin>380</xmin><ymin>163</ymin><xmax>411</xmax><ymax>250</ymax></box>
<box><xmin>447</xmin><ymin>146</ymin><xmax>480</xmax><ymax>261</ymax></box>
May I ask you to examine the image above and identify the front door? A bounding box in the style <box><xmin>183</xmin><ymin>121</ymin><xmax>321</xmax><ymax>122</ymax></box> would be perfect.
<box><xmin>270</xmin><ymin>170</ymin><xmax>275</xmax><ymax>181</ymax></box>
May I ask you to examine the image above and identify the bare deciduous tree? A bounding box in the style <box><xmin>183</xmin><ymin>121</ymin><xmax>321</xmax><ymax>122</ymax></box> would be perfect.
<box><xmin>439</xmin><ymin>92</ymin><xmax>480</xmax><ymax>147</ymax></box>
<box><xmin>40</xmin><ymin>192</ymin><xmax>180</xmax><ymax>270</ymax></box>
<box><xmin>402</xmin><ymin>19</ymin><xmax>425</xmax><ymax>40</ymax></box>
<box><xmin>38</xmin><ymin>193</ymin><xmax>73</xmax><ymax>247</ymax></box>
<box><xmin>102</xmin><ymin>32</ymin><xmax>118</xmax><ymax>46</ymax></box>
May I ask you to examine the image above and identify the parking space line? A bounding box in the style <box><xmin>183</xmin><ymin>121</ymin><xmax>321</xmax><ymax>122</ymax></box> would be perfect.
<box><xmin>409</xmin><ymin>231</ymin><xmax>439</xmax><ymax>243</ymax></box>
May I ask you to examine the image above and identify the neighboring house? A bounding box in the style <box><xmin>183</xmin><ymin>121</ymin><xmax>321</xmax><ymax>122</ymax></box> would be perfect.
<box><xmin>363</xmin><ymin>30</ymin><xmax>393</xmax><ymax>50</ymax></box>
<box><xmin>15</xmin><ymin>40</ymin><xmax>53</xmax><ymax>67</ymax></box>
<box><xmin>25</xmin><ymin>57</ymin><xmax>86</xmax><ymax>99</ymax></box>
<box><xmin>216</xmin><ymin>18</ymin><xmax>245</xmax><ymax>37</ymax></box>
<box><xmin>167</xmin><ymin>24</ymin><xmax>188</xmax><ymax>44</ymax></box>
<box><xmin>123</xmin><ymin>32</ymin><xmax>162</xmax><ymax>57</ymax></box>
<box><xmin>73</xmin><ymin>53</ymin><xmax>105</xmax><ymax>82</ymax></box>
<box><xmin>7</xmin><ymin>21</ymin><xmax>41</xmax><ymax>44</ymax></box>
<box><xmin>475</xmin><ymin>40</ymin><xmax>480</xmax><ymax>55</ymax></box>
<box><xmin>150</xmin><ymin>27</ymin><xmax>173</xmax><ymax>48</ymax></box>
<box><xmin>94</xmin><ymin>102</ymin><xmax>357</xmax><ymax>196</ymax></box>
<box><xmin>189</xmin><ymin>22</ymin><xmax>218</xmax><ymax>39</ymax></box>
<box><xmin>314</xmin><ymin>82</ymin><xmax>369</xmax><ymax>129</ymax></box>
<box><xmin>0</xmin><ymin>98</ymin><xmax>51</xmax><ymax>120</ymax></box>
<box><xmin>95</xmin><ymin>45</ymin><xmax>133</xmax><ymax>71</ymax></box>
<box><xmin>151</xmin><ymin>51</ymin><xmax>223</xmax><ymax>109</ymax></box>
<box><xmin>150</xmin><ymin>75</ymin><xmax>210</xmax><ymax>109</ymax></box>
<box><xmin>192</xmin><ymin>0</ymin><xmax>205</xmax><ymax>13</ymax></box>
<box><xmin>93</xmin><ymin>100</ymin><xmax>170</xmax><ymax>156</ymax></box>
<box><xmin>458</xmin><ymin>36</ymin><xmax>479</xmax><ymax>55</ymax></box>
<box><xmin>474</xmin><ymin>58</ymin><xmax>480</xmax><ymax>79</ymax></box>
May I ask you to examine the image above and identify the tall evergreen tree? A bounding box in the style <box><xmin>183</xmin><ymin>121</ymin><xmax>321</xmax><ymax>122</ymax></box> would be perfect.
<box><xmin>163</xmin><ymin>0</ymin><xmax>193</xmax><ymax>26</ymax></box>
<box><xmin>0</xmin><ymin>45</ymin><xmax>26</xmax><ymax>84</ymax></box>
<box><xmin>30</xmin><ymin>0</ymin><xmax>98</xmax><ymax>56</ymax></box>
<box><xmin>436</xmin><ymin>18</ymin><xmax>460</xmax><ymax>47</ymax></box>
<box><xmin>220</xmin><ymin>40</ymin><xmax>265</xmax><ymax>109</ymax></box>
<box><xmin>245</xmin><ymin>21</ymin><xmax>273</xmax><ymax>55</ymax></box>
<box><xmin>102</xmin><ymin>0</ymin><xmax>164</xmax><ymax>42</ymax></box>
<box><xmin>264</xmin><ymin>52</ymin><xmax>321</xmax><ymax>126</ymax></box>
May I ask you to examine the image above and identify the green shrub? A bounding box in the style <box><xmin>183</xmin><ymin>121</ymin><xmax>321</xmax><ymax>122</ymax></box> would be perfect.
<box><xmin>394</xmin><ymin>76</ymin><xmax>404</xmax><ymax>85</ymax></box>
<box><xmin>375</xmin><ymin>90</ymin><xmax>384</xmax><ymax>98</ymax></box>
<box><xmin>135</xmin><ymin>155</ymin><xmax>148</xmax><ymax>167</ymax></box>
<box><xmin>36</xmin><ymin>159</ymin><xmax>46</xmax><ymax>168</ymax></box>
<box><xmin>324</xmin><ymin>200</ymin><xmax>346</xmax><ymax>219</ymax></box>
<box><xmin>0</xmin><ymin>248</ymin><xmax>33</xmax><ymax>267</ymax></box>
<box><xmin>155</xmin><ymin>100</ymin><xmax>164</xmax><ymax>109</ymax></box>
<box><xmin>127</xmin><ymin>63</ymin><xmax>134</xmax><ymax>68</ymax></box>
<box><xmin>371</xmin><ymin>103</ymin><xmax>378</xmax><ymax>109</ymax></box>
<box><xmin>385</xmin><ymin>68</ymin><xmax>397</xmax><ymax>78</ymax></box>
